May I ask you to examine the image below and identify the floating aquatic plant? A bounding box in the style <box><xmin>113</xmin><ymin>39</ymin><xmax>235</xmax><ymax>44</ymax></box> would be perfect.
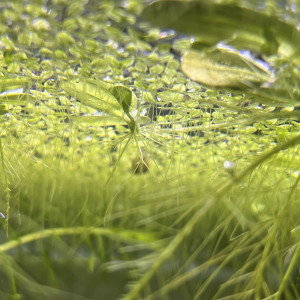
<box><xmin>0</xmin><ymin>0</ymin><xmax>300</xmax><ymax>299</ymax></box>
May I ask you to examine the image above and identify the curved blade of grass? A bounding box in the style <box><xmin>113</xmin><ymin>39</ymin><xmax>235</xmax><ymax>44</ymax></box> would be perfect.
<box><xmin>0</xmin><ymin>77</ymin><xmax>30</xmax><ymax>93</ymax></box>
<box><xmin>154</xmin><ymin>110</ymin><xmax>300</xmax><ymax>134</ymax></box>
<box><xmin>121</xmin><ymin>134</ymin><xmax>300</xmax><ymax>299</ymax></box>
<box><xmin>0</xmin><ymin>91</ymin><xmax>35</xmax><ymax>103</ymax></box>
<box><xmin>0</xmin><ymin>227</ymin><xmax>161</xmax><ymax>254</ymax></box>
<box><xmin>121</xmin><ymin>198</ymin><xmax>215</xmax><ymax>300</ymax></box>
<box><xmin>0</xmin><ymin>138</ymin><xmax>10</xmax><ymax>236</ymax></box>
<box><xmin>274</xmin><ymin>243</ymin><xmax>300</xmax><ymax>300</ymax></box>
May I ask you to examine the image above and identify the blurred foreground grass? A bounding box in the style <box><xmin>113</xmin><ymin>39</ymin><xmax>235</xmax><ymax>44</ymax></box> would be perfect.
<box><xmin>1</xmin><ymin>0</ymin><xmax>300</xmax><ymax>299</ymax></box>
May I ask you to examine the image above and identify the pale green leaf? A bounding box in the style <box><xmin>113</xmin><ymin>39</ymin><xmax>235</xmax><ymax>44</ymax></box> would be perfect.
<box><xmin>181</xmin><ymin>48</ymin><xmax>272</xmax><ymax>88</ymax></box>
<box><xmin>109</xmin><ymin>85</ymin><xmax>137</xmax><ymax>114</ymax></box>
<box><xmin>61</xmin><ymin>79</ymin><xmax>123</xmax><ymax>117</ymax></box>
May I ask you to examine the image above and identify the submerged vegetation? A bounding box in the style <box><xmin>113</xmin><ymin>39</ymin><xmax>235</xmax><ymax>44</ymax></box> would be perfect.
<box><xmin>0</xmin><ymin>0</ymin><xmax>300</xmax><ymax>299</ymax></box>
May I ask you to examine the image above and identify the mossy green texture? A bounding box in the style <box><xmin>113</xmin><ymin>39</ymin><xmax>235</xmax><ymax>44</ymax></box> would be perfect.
<box><xmin>0</xmin><ymin>0</ymin><xmax>300</xmax><ymax>299</ymax></box>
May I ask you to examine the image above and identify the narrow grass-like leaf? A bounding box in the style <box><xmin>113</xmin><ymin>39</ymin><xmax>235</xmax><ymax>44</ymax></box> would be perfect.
<box><xmin>122</xmin><ymin>199</ymin><xmax>214</xmax><ymax>300</ymax></box>
<box><xmin>0</xmin><ymin>227</ymin><xmax>160</xmax><ymax>254</ymax></box>
<box><xmin>0</xmin><ymin>77</ymin><xmax>30</xmax><ymax>93</ymax></box>
<box><xmin>0</xmin><ymin>91</ymin><xmax>35</xmax><ymax>103</ymax></box>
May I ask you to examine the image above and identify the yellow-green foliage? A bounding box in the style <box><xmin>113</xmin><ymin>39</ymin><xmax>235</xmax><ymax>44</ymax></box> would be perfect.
<box><xmin>0</xmin><ymin>0</ymin><xmax>300</xmax><ymax>299</ymax></box>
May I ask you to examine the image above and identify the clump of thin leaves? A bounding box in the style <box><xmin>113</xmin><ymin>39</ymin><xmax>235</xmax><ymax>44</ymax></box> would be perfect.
<box><xmin>0</xmin><ymin>0</ymin><xmax>300</xmax><ymax>299</ymax></box>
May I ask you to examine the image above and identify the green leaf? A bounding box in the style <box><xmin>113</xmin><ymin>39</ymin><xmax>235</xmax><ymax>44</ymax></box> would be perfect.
<box><xmin>109</xmin><ymin>85</ymin><xmax>137</xmax><ymax>114</ymax></box>
<box><xmin>142</xmin><ymin>0</ymin><xmax>300</xmax><ymax>57</ymax></box>
<box><xmin>181</xmin><ymin>48</ymin><xmax>272</xmax><ymax>89</ymax></box>
<box><xmin>0</xmin><ymin>104</ymin><xmax>7</xmax><ymax>115</ymax></box>
<box><xmin>61</xmin><ymin>79</ymin><xmax>123</xmax><ymax>117</ymax></box>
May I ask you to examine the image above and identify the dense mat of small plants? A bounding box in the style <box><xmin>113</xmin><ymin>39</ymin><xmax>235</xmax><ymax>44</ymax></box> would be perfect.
<box><xmin>0</xmin><ymin>0</ymin><xmax>300</xmax><ymax>299</ymax></box>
